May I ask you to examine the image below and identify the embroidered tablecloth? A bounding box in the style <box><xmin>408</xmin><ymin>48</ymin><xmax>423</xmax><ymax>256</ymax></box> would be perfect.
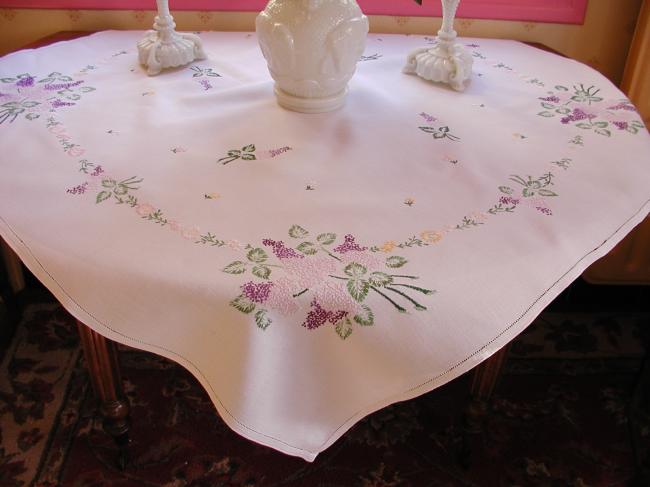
<box><xmin>0</xmin><ymin>31</ymin><xmax>648</xmax><ymax>461</ymax></box>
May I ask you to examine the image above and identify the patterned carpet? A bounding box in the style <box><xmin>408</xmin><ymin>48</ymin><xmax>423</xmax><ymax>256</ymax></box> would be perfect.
<box><xmin>0</xmin><ymin>302</ymin><xmax>648</xmax><ymax>487</ymax></box>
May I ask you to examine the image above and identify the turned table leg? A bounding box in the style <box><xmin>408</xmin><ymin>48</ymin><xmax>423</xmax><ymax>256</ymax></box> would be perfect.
<box><xmin>76</xmin><ymin>320</ymin><xmax>130</xmax><ymax>470</ymax></box>
<box><xmin>459</xmin><ymin>345</ymin><xmax>510</xmax><ymax>468</ymax></box>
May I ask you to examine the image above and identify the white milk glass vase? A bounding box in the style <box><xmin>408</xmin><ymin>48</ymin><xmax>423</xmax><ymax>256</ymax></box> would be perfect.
<box><xmin>256</xmin><ymin>0</ymin><xmax>369</xmax><ymax>113</ymax></box>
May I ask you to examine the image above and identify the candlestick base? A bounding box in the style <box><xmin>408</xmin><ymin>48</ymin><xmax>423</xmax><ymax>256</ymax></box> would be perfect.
<box><xmin>403</xmin><ymin>33</ymin><xmax>473</xmax><ymax>92</ymax></box>
<box><xmin>137</xmin><ymin>13</ymin><xmax>206</xmax><ymax>76</ymax></box>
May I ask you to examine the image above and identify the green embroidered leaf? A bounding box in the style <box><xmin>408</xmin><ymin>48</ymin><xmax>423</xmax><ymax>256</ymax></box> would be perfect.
<box><xmin>242</xmin><ymin>144</ymin><xmax>256</xmax><ymax>153</ymax></box>
<box><xmin>593</xmin><ymin>121</ymin><xmax>608</xmax><ymax>128</ymax></box>
<box><xmin>522</xmin><ymin>187</ymin><xmax>535</xmax><ymax>197</ymax></box>
<box><xmin>230</xmin><ymin>295</ymin><xmax>255</xmax><ymax>314</ymax></box>
<box><xmin>368</xmin><ymin>272</ymin><xmax>393</xmax><ymax>287</ymax></box>
<box><xmin>0</xmin><ymin>78</ymin><xmax>16</xmax><ymax>83</ymax></box>
<box><xmin>335</xmin><ymin>318</ymin><xmax>353</xmax><ymax>340</ymax></box>
<box><xmin>594</xmin><ymin>128</ymin><xmax>611</xmax><ymax>137</ymax></box>
<box><xmin>540</xmin><ymin>102</ymin><xmax>556</xmax><ymax>109</ymax></box>
<box><xmin>626</xmin><ymin>126</ymin><xmax>639</xmax><ymax>134</ymax></box>
<box><xmin>101</xmin><ymin>178</ymin><xmax>116</xmax><ymax>189</ymax></box>
<box><xmin>218</xmin><ymin>156</ymin><xmax>239</xmax><ymax>164</ymax></box>
<box><xmin>240</xmin><ymin>153</ymin><xmax>257</xmax><ymax>161</ymax></box>
<box><xmin>347</xmin><ymin>279</ymin><xmax>369</xmax><ymax>302</ymax></box>
<box><xmin>25</xmin><ymin>113</ymin><xmax>40</xmax><ymax>120</ymax></box>
<box><xmin>96</xmin><ymin>191</ymin><xmax>112</xmax><ymax>204</ymax></box>
<box><xmin>65</xmin><ymin>94</ymin><xmax>81</xmax><ymax>101</ymax></box>
<box><xmin>252</xmin><ymin>265</ymin><xmax>271</xmax><ymax>280</ymax></box>
<box><xmin>80</xmin><ymin>86</ymin><xmax>96</xmax><ymax>93</ymax></box>
<box><xmin>575</xmin><ymin>123</ymin><xmax>592</xmax><ymax>129</ymax></box>
<box><xmin>555</xmin><ymin>85</ymin><xmax>569</xmax><ymax>91</ymax></box>
<box><xmin>419</xmin><ymin>126</ymin><xmax>437</xmax><ymax>133</ymax></box>
<box><xmin>344</xmin><ymin>262</ymin><xmax>367</xmax><ymax>277</ymax></box>
<box><xmin>353</xmin><ymin>305</ymin><xmax>374</xmax><ymax>326</ymax></box>
<box><xmin>316</xmin><ymin>233</ymin><xmax>336</xmax><ymax>245</ymax></box>
<box><xmin>631</xmin><ymin>121</ymin><xmax>644</xmax><ymax>128</ymax></box>
<box><xmin>254</xmin><ymin>309</ymin><xmax>272</xmax><ymax>330</ymax></box>
<box><xmin>555</xmin><ymin>107</ymin><xmax>571</xmax><ymax>114</ymax></box>
<box><xmin>288</xmin><ymin>224</ymin><xmax>309</xmax><ymax>238</ymax></box>
<box><xmin>21</xmin><ymin>101</ymin><xmax>40</xmax><ymax>108</ymax></box>
<box><xmin>538</xmin><ymin>189</ymin><xmax>558</xmax><ymax>197</ymax></box>
<box><xmin>223</xmin><ymin>261</ymin><xmax>247</xmax><ymax>274</ymax></box>
<box><xmin>537</xmin><ymin>111</ymin><xmax>555</xmax><ymax>117</ymax></box>
<box><xmin>498</xmin><ymin>186</ymin><xmax>514</xmax><ymax>195</ymax></box>
<box><xmin>247</xmin><ymin>248</ymin><xmax>268</xmax><ymax>263</ymax></box>
<box><xmin>297</xmin><ymin>242</ymin><xmax>318</xmax><ymax>255</ymax></box>
<box><xmin>386</xmin><ymin>256</ymin><xmax>408</xmax><ymax>268</ymax></box>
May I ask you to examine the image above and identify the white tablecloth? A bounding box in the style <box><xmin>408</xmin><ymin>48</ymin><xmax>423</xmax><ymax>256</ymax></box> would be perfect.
<box><xmin>0</xmin><ymin>31</ymin><xmax>648</xmax><ymax>461</ymax></box>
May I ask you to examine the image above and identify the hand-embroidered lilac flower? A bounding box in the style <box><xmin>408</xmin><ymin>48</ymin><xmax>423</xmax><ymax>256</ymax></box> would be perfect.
<box><xmin>0</xmin><ymin>73</ymin><xmax>95</xmax><ymax>124</ymax></box>
<box><xmin>241</xmin><ymin>281</ymin><xmax>274</xmax><ymax>304</ymax></box>
<box><xmin>419</xmin><ymin>112</ymin><xmax>437</xmax><ymax>123</ymax></box>
<box><xmin>263</xmin><ymin>239</ymin><xmax>305</xmax><ymax>259</ymax></box>
<box><xmin>334</xmin><ymin>234</ymin><xmax>368</xmax><ymax>254</ymax></box>
<box><xmin>199</xmin><ymin>79</ymin><xmax>212</xmax><ymax>91</ymax></box>
<box><xmin>268</xmin><ymin>146</ymin><xmax>292</xmax><ymax>158</ymax></box>
<box><xmin>66</xmin><ymin>182</ymin><xmax>89</xmax><ymax>195</ymax></box>
<box><xmin>466</xmin><ymin>43</ymin><xmax>480</xmax><ymax>48</ymax></box>
<box><xmin>303</xmin><ymin>300</ymin><xmax>348</xmax><ymax>330</ymax></box>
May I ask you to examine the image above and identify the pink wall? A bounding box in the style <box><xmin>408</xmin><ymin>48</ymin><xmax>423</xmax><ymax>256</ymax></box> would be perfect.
<box><xmin>0</xmin><ymin>0</ymin><xmax>588</xmax><ymax>24</ymax></box>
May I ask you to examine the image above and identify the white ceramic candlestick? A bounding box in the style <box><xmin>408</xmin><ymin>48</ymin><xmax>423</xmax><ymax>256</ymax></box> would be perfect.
<box><xmin>137</xmin><ymin>0</ymin><xmax>206</xmax><ymax>76</ymax></box>
<box><xmin>403</xmin><ymin>0</ymin><xmax>472</xmax><ymax>91</ymax></box>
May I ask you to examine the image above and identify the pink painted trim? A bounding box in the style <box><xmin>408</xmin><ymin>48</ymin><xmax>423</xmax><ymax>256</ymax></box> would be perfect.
<box><xmin>0</xmin><ymin>0</ymin><xmax>588</xmax><ymax>25</ymax></box>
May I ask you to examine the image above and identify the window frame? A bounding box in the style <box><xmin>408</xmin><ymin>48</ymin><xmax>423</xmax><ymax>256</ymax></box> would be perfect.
<box><xmin>0</xmin><ymin>0</ymin><xmax>588</xmax><ymax>25</ymax></box>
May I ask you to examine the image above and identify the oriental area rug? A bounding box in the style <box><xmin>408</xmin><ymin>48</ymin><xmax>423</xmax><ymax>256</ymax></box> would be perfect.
<box><xmin>1</xmin><ymin>300</ymin><xmax>648</xmax><ymax>487</ymax></box>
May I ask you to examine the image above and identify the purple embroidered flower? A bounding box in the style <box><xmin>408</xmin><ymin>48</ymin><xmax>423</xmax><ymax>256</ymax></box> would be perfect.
<box><xmin>560</xmin><ymin>108</ymin><xmax>596</xmax><ymax>124</ymax></box>
<box><xmin>199</xmin><ymin>79</ymin><xmax>212</xmax><ymax>91</ymax></box>
<box><xmin>466</xmin><ymin>43</ymin><xmax>480</xmax><ymax>48</ymax></box>
<box><xmin>66</xmin><ymin>182</ymin><xmax>88</xmax><ymax>195</ymax></box>
<box><xmin>90</xmin><ymin>165</ymin><xmax>104</xmax><ymax>177</ymax></box>
<box><xmin>44</xmin><ymin>80</ymin><xmax>84</xmax><ymax>91</ymax></box>
<box><xmin>333</xmin><ymin>234</ymin><xmax>367</xmax><ymax>254</ymax></box>
<box><xmin>607</xmin><ymin>102</ymin><xmax>636</xmax><ymax>112</ymax></box>
<box><xmin>538</xmin><ymin>95</ymin><xmax>560</xmax><ymax>103</ymax></box>
<box><xmin>262</xmin><ymin>239</ymin><xmax>304</xmax><ymax>259</ymax></box>
<box><xmin>536</xmin><ymin>207</ymin><xmax>552</xmax><ymax>216</ymax></box>
<box><xmin>16</xmin><ymin>76</ymin><xmax>35</xmax><ymax>88</ymax></box>
<box><xmin>303</xmin><ymin>300</ymin><xmax>348</xmax><ymax>330</ymax></box>
<box><xmin>241</xmin><ymin>281</ymin><xmax>273</xmax><ymax>304</ymax></box>
<box><xmin>51</xmin><ymin>99</ymin><xmax>75</xmax><ymax>108</ymax></box>
<box><xmin>499</xmin><ymin>196</ymin><xmax>520</xmax><ymax>206</ymax></box>
<box><xmin>613</xmin><ymin>121</ymin><xmax>628</xmax><ymax>130</ymax></box>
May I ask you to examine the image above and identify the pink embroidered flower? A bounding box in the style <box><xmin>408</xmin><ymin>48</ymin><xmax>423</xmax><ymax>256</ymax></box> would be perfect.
<box><xmin>241</xmin><ymin>281</ymin><xmax>273</xmax><ymax>304</ymax></box>
<box><xmin>136</xmin><ymin>203</ymin><xmax>155</xmax><ymax>217</ymax></box>
<box><xmin>226</xmin><ymin>239</ymin><xmax>246</xmax><ymax>251</ymax></box>
<box><xmin>313</xmin><ymin>280</ymin><xmax>360</xmax><ymax>316</ymax></box>
<box><xmin>282</xmin><ymin>257</ymin><xmax>337</xmax><ymax>289</ymax></box>
<box><xmin>536</xmin><ymin>206</ymin><xmax>553</xmax><ymax>216</ymax></box>
<box><xmin>67</xmin><ymin>146</ymin><xmax>85</xmax><ymax>157</ymax></box>
<box><xmin>334</xmin><ymin>234</ymin><xmax>367</xmax><ymax>253</ymax></box>
<box><xmin>266</xmin><ymin>277</ymin><xmax>299</xmax><ymax>315</ymax></box>
<box><xmin>499</xmin><ymin>196</ymin><xmax>520</xmax><ymax>206</ymax></box>
<box><xmin>168</xmin><ymin>220</ymin><xmax>182</xmax><ymax>232</ymax></box>
<box><xmin>560</xmin><ymin>108</ymin><xmax>596</xmax><ymax>124</ymax></box>
<box><xmin>181</xmin><ymin>226</ymin><xmax>201</xmax><ymax>241</ymax></box>
<box><xmin>613</xmin><ymin>121</ymin><xmax>628</xmax><ymax>130</ymax></box>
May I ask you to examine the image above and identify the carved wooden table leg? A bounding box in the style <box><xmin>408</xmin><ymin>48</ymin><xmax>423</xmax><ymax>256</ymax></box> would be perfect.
<box><xmin>76</xmin><ymin>320</ymin><xmax>130</xmax><ymax>470</ymax></box>
<box><xmin>459</xmin><ymin>345</ymin><xmax>510</xmax><ymax>468</ymax></box>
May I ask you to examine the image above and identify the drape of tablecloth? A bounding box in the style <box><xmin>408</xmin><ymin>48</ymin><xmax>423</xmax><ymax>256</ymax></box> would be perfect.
<box><xmin>0</xmin><ymin>31</ymin><xmax>648</xmax><ymax>461</ymax></box>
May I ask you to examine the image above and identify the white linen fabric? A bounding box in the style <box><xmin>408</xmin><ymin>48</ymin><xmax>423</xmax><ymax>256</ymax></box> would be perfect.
<box><xmin>0</xmin><ymin>31</ymin><xmax>648</xmax><ymax>461</ymax></box>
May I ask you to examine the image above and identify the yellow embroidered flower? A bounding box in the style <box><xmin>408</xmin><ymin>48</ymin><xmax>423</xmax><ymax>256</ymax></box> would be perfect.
<box><xmin>420</xmin><ymin>230</ymin><xmax>443</xmax><ymax>243</ymax></box>
<box><xmin>379</xmin><ymin>241</ymin><xmax>397</xmax><ymax>253</ymax></box>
